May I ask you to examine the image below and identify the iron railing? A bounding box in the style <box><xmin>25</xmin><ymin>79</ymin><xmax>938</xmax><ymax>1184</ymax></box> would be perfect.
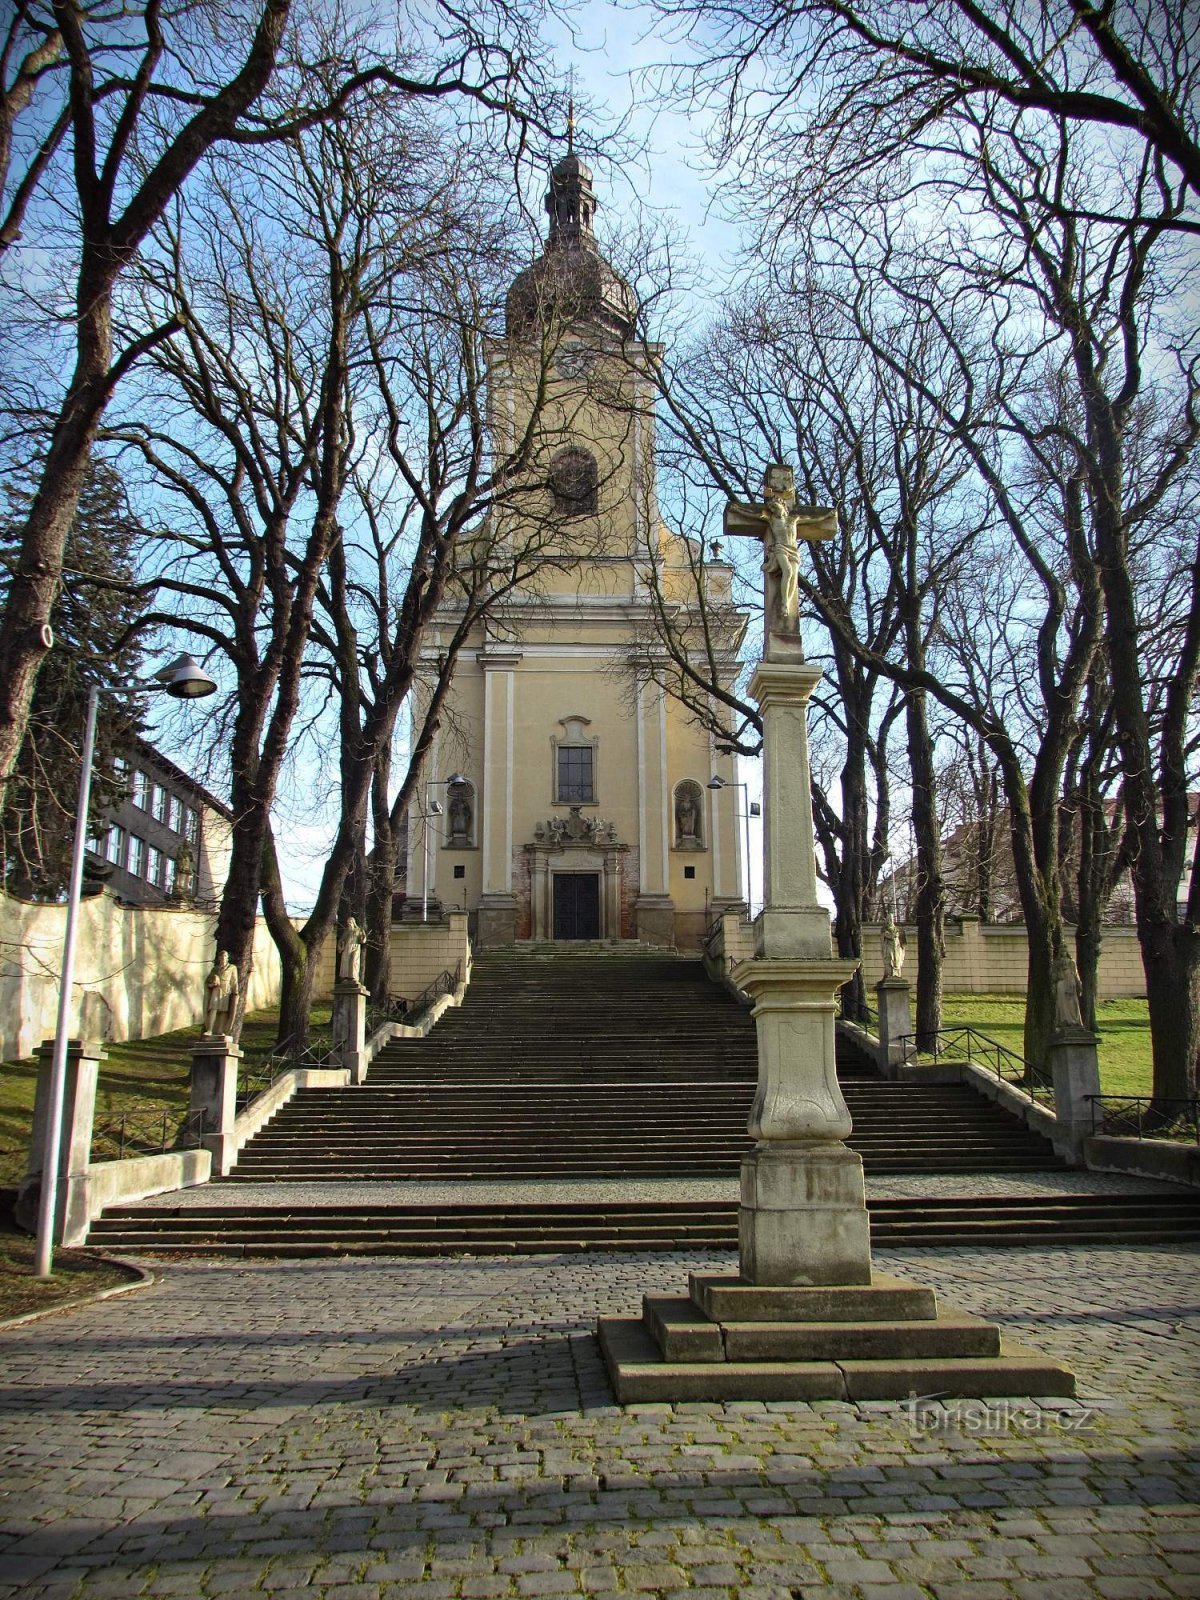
<box><xmin>237</xmin><ymin>1030</ymin><xmax>335</xmax><ymax>1111</ymax></box>
<box><xmin>365</xmin><ymin>993</ymin><xmax>412</xmax><ymax>1037</ymax></box>
<box><xmin>897</xmin><ymin>1025</ymin><xmax>1054</xmax><ymax>1106</ymax></box>
<box><xmin>394</xmin><ymin>962</ymin><xmax>461</xmax><ymax>1025</ymax></box>
<box><xmin>91</xmin><ymin>1105</ymin><xmax>209</xmax><ymax>1163</ymax></box>
<box><xmin>1087</xmin><ymin>1095</ymin><xmax>1200</xmax><ymax>1144</ymax></box>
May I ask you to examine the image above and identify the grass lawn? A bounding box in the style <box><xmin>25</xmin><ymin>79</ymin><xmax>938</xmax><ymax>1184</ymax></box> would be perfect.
<box><xmin>0</xmin><ymin>1005</ymin><xmax>330</xmax><ymax>1190</ymax></box>
<box><xmin>940</xmin><ymin>992</ymin><xmax>1152</xmax><ymax>1097</ymax></box>
<box><xmin>0</xmin><ymin>1212</ymin><xmax>137</xmax><ymax>1322</ymax></box>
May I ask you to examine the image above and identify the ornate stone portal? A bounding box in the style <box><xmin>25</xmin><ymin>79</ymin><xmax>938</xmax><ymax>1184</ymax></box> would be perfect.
<box><xmin>525</xmin><ymin>810</ymin><xmax>628</xmax><ymax>941</ymax></box>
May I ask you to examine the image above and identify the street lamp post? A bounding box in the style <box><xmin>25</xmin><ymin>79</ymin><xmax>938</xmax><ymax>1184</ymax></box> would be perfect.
<box><xmin>35</xmin><ymin>654</ymin><xmax>217</xmax><ymax>1278</ymax></box>
<box><xmin>421</xmin><ymin>772</ymin><xmax>466</xmax><ymax>922</ymax></box>
<box><xmin>707</xmin><ymin>774</ymin><xmax>758</xmax><ymax>912</ymax></box>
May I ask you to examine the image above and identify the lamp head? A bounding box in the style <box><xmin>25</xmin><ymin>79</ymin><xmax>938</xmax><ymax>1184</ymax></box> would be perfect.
<box><xmin>154</xmin><ymin>653</ymin><xmax>217</xmax><ymax>700</ymax></box>
<box><xmin>429</xmin><ymin>800</ymin><xmax>444</xmax><ymax>817</ymax></box>
<box><xmin>445</xmin><ymin>772</ymin><xmax>467</xmax><ymax>786</ymax></box>
<box><xmin>707</xmin><ymin>776</ymin><xmax>726</xmax><ymax>790</ymax></box>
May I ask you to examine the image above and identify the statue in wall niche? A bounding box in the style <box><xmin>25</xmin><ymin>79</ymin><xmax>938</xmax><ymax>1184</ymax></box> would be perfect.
<box><xmin>448</xmin><ymin>784</ymin><xmax>472</xmax><ymax>843</ymax></box>
<box><xmin>880</xmin><ymin>914</ymin><xmax>906</xmax><ymax>980</ymax></box>
<box><xmin>1053</xmin><ymin>950</ymin><xmax>1084</xmax><ymax>1030</ymax></box>
<box><xmin>675</xmin><ymin>783</ymin><xmax>702</xmax><ymax>848</ymax></box>
<box><xmin>203</xmin><ymin>949</ymin><xmax>239</xmax><ymax>1036</ymax></box>
<box><xmin>338</xmin><ymin>916</ymin><xmax>367</xmax><ymax>985</ymax></box>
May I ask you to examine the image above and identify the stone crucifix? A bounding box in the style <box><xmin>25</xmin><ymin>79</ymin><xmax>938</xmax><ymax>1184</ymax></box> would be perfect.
<box><xmin>723</xmin><ymin>463</ymin><xmax>837</xmax><ymax>658</ymax></box>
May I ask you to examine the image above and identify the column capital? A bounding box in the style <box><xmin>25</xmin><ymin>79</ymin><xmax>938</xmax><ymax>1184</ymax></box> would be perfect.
<box><xmin>747</xmin><ymin>659</ymin><xmax>823</xmax><ymax>708</ymax></box>
<box><xmin>476</xmin><ymin>649</ymin><xmax>523</xmax><ymax>671</ymax></box>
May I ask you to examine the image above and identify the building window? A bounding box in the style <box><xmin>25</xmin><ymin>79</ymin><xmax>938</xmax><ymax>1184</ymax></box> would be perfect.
<box><xmin>146</xmin><ymin>844</ymin><xmax>162</xmax><ymax>886</ymax></box>
<box><xmin>183</xmin><ymin>804</ymin><xmax>198</xmax><ymax>843</ymax></box>
<box><xmin>168</xmin><ymin>794</ymin><xmax>183</xmax><ymax>834</ymax></box>
<box><xmin>548</xmin><ymin>447</ymin><xmax>598</xmax><ymax>517</ymax></box>
<box><xmin>132</xmin><ymin>770</ymin><xmax>150</xmax><ymax>809</ymax></box>
<box><xmin>453</xmin><ymin>863</ymin><xmax>465</xmax><ymax>879</ymax></box>
<box><xmin>163</xmin><ymin>855</ymin><xmax>176</xmax><ymax>895</ymax></box>
<box><xmin>557</xmin><ymin>745</ymin><xmax>594</xmax><ymax>804</ymax></box>
<box><xmin>129</xmin><ymin>835</ymin><xmax>146</xmax><ymax>877</ymax></box>
<box><xmin>105</xmin><ymin>825</ymin><xmax>125</xmax><ymax>867</ymax></box>
<box><xmin>684</xmin><ymin>864</ymin><xmax>696</xmax><ymax>879</ymax></box>
<box><xmin>153</xmin><ymin>784</ymin><xmax>170</xmax><ymax>823</ymax></box>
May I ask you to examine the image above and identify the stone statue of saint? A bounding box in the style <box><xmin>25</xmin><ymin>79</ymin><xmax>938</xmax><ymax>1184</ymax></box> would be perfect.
<box><xmin>880</xmin><ymin>914</ymin><xmax>905</xmax><ymax>981</ymax></box>
<box><xmin>1054</xmin><ymin>950</ymin><xmax>1084</xmax><ymax>1030</ymax></box>
<box><xmin>203</xmin><ymin>949</ymin><xmax>239</xmax><ymax>1037</ymax></box>
<box><xmin>172</xmin><ymin>841</ymin><xmax>195</xmax><ymax>899</ymax></box>
<box><xmin>338</xmin><ymin>916</ymin><xmax>367</xmax><ymax>985</ymax></box>
<box><xmin>448</xmin><ymin>785</ymin><xmax>472</xmax><ymax>842</ymax></box>
<box><xmin>675</xmin><ymin>785</ymin><xmax>700</xmax><ymax>845</ymax></box>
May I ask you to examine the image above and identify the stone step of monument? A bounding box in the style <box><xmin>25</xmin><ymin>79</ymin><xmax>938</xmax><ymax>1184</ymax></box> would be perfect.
<box><xmin>597</xmin><ymin>1268</ymin><xmax>1076</xmax><ymax>1403</ymax></box>
<box><xmin>596</xmin><ymin>1319</ymin><xmax>1074</xmax><ymax>1403</ymax></box>
<box><xmin>88</xmin><ymin>1193</ymin><xmax>1200</xmax><ymax>1254</ymax></box>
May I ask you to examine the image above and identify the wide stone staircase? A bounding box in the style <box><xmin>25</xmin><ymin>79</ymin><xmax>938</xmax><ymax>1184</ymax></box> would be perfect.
<box><xmin>89</xmin><ymin>947</ymin><xmax>1200</xmax><ymax>1254</ymax></box>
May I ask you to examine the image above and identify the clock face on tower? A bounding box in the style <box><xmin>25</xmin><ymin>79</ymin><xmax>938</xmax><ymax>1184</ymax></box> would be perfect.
<box><xmin>555</xmin><ymin>345</ymin><xmax>597</xmax><ymax>379</ymax></box>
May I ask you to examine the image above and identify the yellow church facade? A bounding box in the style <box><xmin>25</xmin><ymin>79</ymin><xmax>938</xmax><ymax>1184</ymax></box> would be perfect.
<box><xmin>403</xmin><ymin>150</ymin><xmax>746</xmax><ymax>951</ymax></box>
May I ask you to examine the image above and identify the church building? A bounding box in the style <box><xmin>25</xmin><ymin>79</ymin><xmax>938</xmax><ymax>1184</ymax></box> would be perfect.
<box><xmin>404</xmin><ymin>147</ymin><xmax>747</xmax><ymax>951</ymax></box>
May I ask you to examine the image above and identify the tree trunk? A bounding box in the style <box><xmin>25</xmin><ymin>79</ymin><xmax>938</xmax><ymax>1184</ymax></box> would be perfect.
<box><xmin>364</xmin><ymin>745</ymin><xmax>396</xmax><ymax>1004</ymax></box>
<box><xmin>905</xmin><ymin>683</ymin><xmax>944</xmax><ymax>1050</ymax></box>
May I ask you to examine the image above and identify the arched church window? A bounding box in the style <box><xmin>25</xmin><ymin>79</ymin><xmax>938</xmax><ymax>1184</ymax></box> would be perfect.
<box><xmin>549</xmin><ymin>447</ymin><xmax>599</xmax><ymax>517</ymax></box>
<box><xmin>552</xmin><ymin>716</ymin><xmax>598</xmax><ymax>805</ymax></box>
<box><xmin>673</xmin><ymin>780</ymin><xmax>705</xmax><ymax>850</ymax></box>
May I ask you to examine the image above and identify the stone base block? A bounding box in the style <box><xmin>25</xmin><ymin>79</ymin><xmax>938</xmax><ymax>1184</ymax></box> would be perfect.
<box><xmin>596</xmin><ymin>1268</ymin><xmax>1076</xmax><ymax>1404</ymax></box>
<box><xmin>739</xmin><ymin>1141</ymin><xmax>872</xmax><ymax>1285</ymax></box>
<box><xmin>634</xmin><ymin>895</ymin><xmax>676</xmax><ymax>948</ymax></box>
<box><xmin>476</xmin><ymin>896</ymin><xmax>517</xmax><ymax>947</ymax></box>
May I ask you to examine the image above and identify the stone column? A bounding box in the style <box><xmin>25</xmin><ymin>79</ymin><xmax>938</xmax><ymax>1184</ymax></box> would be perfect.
<box><xmin>875</xmin><ymin>977</ymin><xmax>913</xmax><ymax>1077</ymax></box>
<box><xmin>332</xmin><ymin>980</ymin><xmax>369</xmax><ymax>1085</ymax></box>
<box><xmin>1048</xmin><ymin>1026</ymin><xmax>1102</xmax><ymax>1163</ymax></box>
<box><xmin>190</xmin><ymin>1034</ymin><xmax>242</xmax><ymax>1177</ymax></box>
<box><xmin>732</xmin><ymin>659</ymin><xmax>868</xmax><ymax>1286</ymax></box>
<box><xmin>478</xmin><ymin>650</ymin><xmax>521</xmax><ymax>944</ymax></box>
<box><xmin>20</xmin><ymin>1038</ymin><xmax>104</xmax><ymax>1246</ymax></box>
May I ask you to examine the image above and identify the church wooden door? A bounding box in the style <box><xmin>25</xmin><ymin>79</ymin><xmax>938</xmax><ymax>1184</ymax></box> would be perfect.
<box><xmin>553</xmin><ymin>873</ymin><xmax>600</xmax><ymax>940</ymax></box>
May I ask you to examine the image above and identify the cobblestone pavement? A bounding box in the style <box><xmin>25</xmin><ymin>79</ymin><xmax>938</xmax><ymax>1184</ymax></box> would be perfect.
<box><xmin>124</xmin><ymin>1169</ymin><xmax>1184</xmax><ymax>1208</ymax></box>
<box><xmin>1</xmin><ymin>1244</ymin><xmax>1198</xmax><ymax>1599</ymax></box>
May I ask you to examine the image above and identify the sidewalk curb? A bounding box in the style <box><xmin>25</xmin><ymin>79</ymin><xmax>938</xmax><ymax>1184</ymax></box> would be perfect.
<box><xmin>0</xmin><ymin>1254</ymin><xmax>158</xmax><ymax>1331</ymax></box>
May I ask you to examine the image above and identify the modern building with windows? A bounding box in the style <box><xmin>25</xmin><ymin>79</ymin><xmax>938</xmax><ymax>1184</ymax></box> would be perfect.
<box><xmin>402</xmin><ymin>150</ymin><xmax>747</xmax><ymax>951</ymax></box>
<box><xmin>88</xmin><ymin>738</ymin><xmax>233</xmax><ymax>907</ymax></box>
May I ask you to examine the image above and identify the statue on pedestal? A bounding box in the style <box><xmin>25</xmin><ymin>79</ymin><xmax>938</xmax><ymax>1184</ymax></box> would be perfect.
<box><xmin>880</xmin><ymin>914</ymin><xmax>906</xmax><ymax>980</ymax></box>
<box><xmin>1053</xmin><ymin>950</ymin><xmax>1084</xmax><ymax>1030</ymax></box>
<box><xmin>723</xmin><ymin>462</ymin><xmax>837</xmax><ymax>644</ymax></box>
<box><xmin>203</xmin><ymin>950</ymin><xmax>239</xmax><ymax>1036</ymax></box>
<box><xmin>338</xmin><ymin>916</ymin><xmax>367</xmax><ymax>985</ymax></box>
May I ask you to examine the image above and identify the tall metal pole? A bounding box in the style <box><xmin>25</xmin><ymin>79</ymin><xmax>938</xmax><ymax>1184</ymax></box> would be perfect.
<box><xmin>422</xmin><ymin>804</ymin><xmax>431</xmax><ymax>923</ymax></box>
<box><xmin>35</xmin><ymin>685</ymin><xmax>99</xmax><ymax>1278</ymax></box>
<box><xmin>742</xmin><ymin>785</ymin><xmax>753</xmax><ymax>914</ymax></box>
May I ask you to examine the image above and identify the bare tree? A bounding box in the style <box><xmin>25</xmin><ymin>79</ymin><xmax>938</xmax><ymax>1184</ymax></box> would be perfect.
<box><xmin>0</xmin><ymin>0</ymin><xmax>559</xmax><ymax>814</ymax></box>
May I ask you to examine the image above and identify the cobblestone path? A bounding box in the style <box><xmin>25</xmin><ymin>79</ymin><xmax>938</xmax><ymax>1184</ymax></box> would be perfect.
<box><xmin>1</xmin><ymin>1245</ymin><xmax>1198</xmax><ymax>1599</ymax></box>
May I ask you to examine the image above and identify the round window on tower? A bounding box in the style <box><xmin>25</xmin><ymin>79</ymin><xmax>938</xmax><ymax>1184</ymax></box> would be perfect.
<box><xmin>549</xmin><ymin>447</ymin><xmax>599</xmax><ymax>518</ymax></box>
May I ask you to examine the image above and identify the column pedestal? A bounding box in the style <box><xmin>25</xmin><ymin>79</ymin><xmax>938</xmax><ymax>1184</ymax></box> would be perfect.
<box><xmin>1048</xmin><ymin>1026</ymin><xmax>1102</xmax><ymax>1163</ymax></box>
<box><xmin>190</xmin><ymin>1035</ymin><xmax>241</xmax><ymax>1176</ymax></box>
<box><xmin>18</xmin><ymin>1038</ymin><xmax>104</xmax><ymax>1245</ymax></box>
<box><xmin>332</xmin><ymin>981</ymin><xmax>369</xmax><ymax>1084</ymax></box>
<box><xmin>875</xmin><ymin>977</ymin><xmax>913</xmax><ymax>1077</ymax></box>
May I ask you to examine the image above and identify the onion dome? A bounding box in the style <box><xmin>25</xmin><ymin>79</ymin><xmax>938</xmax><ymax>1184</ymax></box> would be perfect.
<box><xmin>505</xmin><ymin>144</ymin><xmax>636</xmax><ymax>338</ymax></box>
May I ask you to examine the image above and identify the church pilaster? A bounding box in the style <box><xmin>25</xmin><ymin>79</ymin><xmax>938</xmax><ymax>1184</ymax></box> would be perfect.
<box><xmin>477</xmin><ymin>649</ymin><xmax>522</xmax><ymax>945</ymax></box>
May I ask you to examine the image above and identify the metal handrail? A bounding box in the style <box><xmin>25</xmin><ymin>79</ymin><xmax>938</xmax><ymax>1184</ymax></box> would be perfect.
<box><xmin>91</xmin><ymin>1105</ymin><xmax>209</xmax><ymax>1162</ymax></box>
<box><xmin>1086</xmin><ymin>1095</ymin><xmax>1200</xmax><ymax>1144</ymax></box>
<box><xmin>897</xmin><ymin>1025</ymin><xmax>1054</xmax><ymax>1106</ymax></box>
<box><xmin>237</xmin><ymin>1030</ymin><xmax>335</xmax><ymax>1110</ymax></box>
<box><xmin>396</xmin><ymin>962</ymin><xmax>461</xmax><ymax>1023</ymax></box>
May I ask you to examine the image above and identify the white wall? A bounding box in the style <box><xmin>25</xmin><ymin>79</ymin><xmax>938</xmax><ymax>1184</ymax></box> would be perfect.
<box><xmin>0</xmin><ymin>891</ymin><xmax>282</xmax><ymax>1061</ymax></box>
